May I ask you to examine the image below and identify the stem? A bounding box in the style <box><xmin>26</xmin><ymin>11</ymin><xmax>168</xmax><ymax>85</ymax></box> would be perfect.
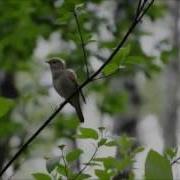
<box><xmin>136</xmin><ymin>0</ymin><xmax>151</xmax><ymax>22</ymax></box>
<box><xmin>72</xmin><ymin>146</ymin><xmax>98</xmax><ymax>180</ymax></box>
<box><xmin>171</xmin><ymin>157</ymin><xmax>180</xmax><ymax>166</ymax></box>
<box><xmin>73</xmin><ymin>9</ymin><xmax>89</xmax><ymax>78</ymax></box>
<box><xmin>136</xmin><ymin>0</ymin><xmax>142</xmax><ymax>15</ymax></box>
<box><xmin>61</xmin><ymin>149</ymin><xmax>68</xmax><ymax>178</ymax></box>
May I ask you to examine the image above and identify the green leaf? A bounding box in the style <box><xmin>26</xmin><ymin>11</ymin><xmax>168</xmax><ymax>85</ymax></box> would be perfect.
<box><xmin>101</xmin><ymin>92</ymin><xmax>128</xmax><ymax>114</ymax></box>
<box><xmin>57</xmin><ymin>164</ymin><xmax>67</xmax><ymax>176</ymax></box>
<box><xmin>145</xmin><ymin>150</ymin><xmax>173</xmax><ymax>180</ymax></box>
<box><xmin>160</xmin><ymin>50</ymin><xmax>171</xmax><ymax>64</ymax></box>
<box><xmin>147</xmin><ymin>2</ymin><xmax>167</xmax><ymax>20</ymax></box>
<box><xmin>66</xmin><ymin>149</ymin><xmax>83</xmax><ymax>162</ymax></box>
<box><xmin>133</xmin><ymin>146</ymin><xmax>145</xmax><ymax>154</ymax></box>
<box><xmin>160</xmin><ymin>48</ymin><xmax>177</xmax><ymax>64</ymax></box>
<box><xmin>105</xmin><ymin>140</ymin><xmax>117</xmax><ymax>147</ymax></box>
<box><xmin>74</xmin><ymin>173</ymin><xmax>91</xmax><ymax>180</ymax></box>
<box><xmin>125</xmin><ymin>56</ymin><xmax>146</xmax><ymax>65</ymax></box>
<box><xmin>118</xmin><ymin>135</ymin><xmax>134</xmax><ymax>155</ymax></box>
<box><xmin>95</xmin><ymin>169</ymin><xmax>111</xmax><ymax>180</ymax></box>
<box><xmin>103</xmin><ymin>157</ymin><xmax>117</xmax><ymax>169</ymax></box>
<box><xmin>0</xmin><ymin>97</ymin><xmax>14</xmax><ymax>118</ymax></box>
<box><xmin>98</xmin><ymin>138</ymin><xmax>107</xmax><ymax>147</ymax></box>
<box><xmin>94</xmin><ymin>156</ymin><xmax>118</xmax><ymax>170</ymax></box>
<box><xmin>116</xmin><ymin>156</ymin><xmax>134</xmax><ymax>171</ymax></box>
<box><xmin>114</xmin><ymin>45</ymin><xmax>131</xmax><ymax>64</ymax></box>
<box><xmin>0</xmin><ymin>120</ymin><xmax>21</xmax><ymax>137</ymax></box>
<box><xmin>32</xmin><ymin>173</ymin><xmax>51</xmax><ymax>180</ymax></box>
<box><xmin>103</xmin><ymin>63</ymin><xmax>119</xmax><ymax>76</ymax></box>
<box><xmin>77</xmin><ymin>127</ymin><xmax>99</xmax><ymax>140</ymax></box>
<box><xmin>103</xmin><ymin>45</ymin><xmax>130</xmax><ymax>76</ymax></box>
<box><xmin>46</xmin><ymin>156</ymin><xmax>60</xmax><ymax>173</ymax></box>
<box><xmin>164</xmin><ymin>148</ymin><xmax>178</xmax><ymax>161</ymax></box>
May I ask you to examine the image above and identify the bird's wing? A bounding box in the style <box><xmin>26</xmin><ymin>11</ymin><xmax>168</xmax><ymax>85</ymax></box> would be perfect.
<box><xmin>67</xmin><ymin>69</ymin><xmax>86</xmax><ymax>104</ymax></box>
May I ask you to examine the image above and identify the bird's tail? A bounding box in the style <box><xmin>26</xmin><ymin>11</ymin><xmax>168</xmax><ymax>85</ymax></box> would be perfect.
<box><xmin>75</xmin><ymin>102</ymin><xmax>84</xmax><ymax>123</ymax></box>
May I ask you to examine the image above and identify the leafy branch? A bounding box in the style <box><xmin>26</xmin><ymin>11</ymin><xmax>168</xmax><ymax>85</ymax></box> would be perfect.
<box><xmin>72</xmin><ymin>146</ymin><xmax>98</xmax><ymax>180</ymax></box>
<box><xmin>61</xmin><ymin>147</ymin><xmax>69</xmax><ymax>179</ymax></box>
<box><xmin>0</xmin><ymin>0</ymin><xmax>154</xmax><ymax>177</ymax></box>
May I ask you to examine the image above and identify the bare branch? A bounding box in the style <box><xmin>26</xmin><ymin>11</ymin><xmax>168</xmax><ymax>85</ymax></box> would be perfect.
<box><xmin>0</xmin><ymin>0</ymin><xmax>154</xmax><ymax>177</ymax></box>
<box><xmin>171</xmin><ymin>157</ymin><xmax>180</xmax><ymax>166</ymax></box>
<box><xmin>135</xmin><ymin>0</ymin><xmax>142</xmax><ymax>18</ymax></box>
<box><xmin>136</xmin><ymin>0</ymin><xmax>153</xmax><ymax>22</ymax></box>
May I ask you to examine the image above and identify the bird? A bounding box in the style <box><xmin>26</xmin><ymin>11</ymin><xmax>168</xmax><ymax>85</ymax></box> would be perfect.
<box><xmin>46</xmin><ymin>57</ymin><xmax>86</xmax><ymax>123</ymax></box>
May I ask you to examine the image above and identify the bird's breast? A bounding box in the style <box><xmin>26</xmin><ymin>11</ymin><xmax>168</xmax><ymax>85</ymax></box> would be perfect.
<box><xmin>53</xmin><ymin>74</ymin><xmax>75</xmax><ymax>99</ymax></box>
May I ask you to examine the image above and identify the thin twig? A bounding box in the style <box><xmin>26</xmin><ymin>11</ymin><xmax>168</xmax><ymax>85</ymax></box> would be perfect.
<box><xmin>136</xmin><ymin>0</ymin><xmax>142</xmax><ymax>16</ymax></box>
<box><xmin>72</xmin><ymin>146</ymin><xmax>98</xmax><ymax>180</ymax></box>
<box><xmin>61</xmin><ymin>149</ymin><xmax>68</xmax><ymax>178</ymax></box>
<box><xmin>171</xmin><ymin>157</ymin><xmax>180</xmax><ymax>166</ymax></box>
<box><xmin>91</xmin><ymin>68</ymin><xmax>120</xmax><ymax>82</ymax></box>
<box><xmin>73</xmin><ymin>9</ymin><xmax>89</xmax><ymax>78</ymax></box>
<box><xmin>136</xmin><ymin>0</ymin><xmax>150</xmax><ymax>21</ymax></box>
<box><xmin>0</xmin><ymin>0</ymin><xmax>154</xmax><ymax>177</ymax></box>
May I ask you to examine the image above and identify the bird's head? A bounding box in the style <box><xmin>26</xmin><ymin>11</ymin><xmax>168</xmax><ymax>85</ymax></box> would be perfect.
<box><xmin>46</xmin><ymin>58</ymin><xmax>66</xmax><ymax>70</ymax></box>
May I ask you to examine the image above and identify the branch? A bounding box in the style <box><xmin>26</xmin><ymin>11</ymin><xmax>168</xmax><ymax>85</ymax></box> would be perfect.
<box><xmin>61</xmin><ymin>149</ymin><xmax>68</xmax><ymax>178</ymax></box>
<box><xmin>73</xmin><ymin>8</ymin><xmax>90</xmax><ymax>78</ymax></box>
<box><xmin>72</xmin><ymin>146</ymin><xmax>98</xmax><ymax>180</ymax></box>
<box><xmin>135</xmin><ymin>0</ymin><xmax>151</xmax><ymax>22</ymax></box>
<box><xmin>136</xmin><ymin>0</ymin><xmax>142</xmax><ymax>15</ymax></box>
<box><xmin>171</xmin><ymin>157</ymin><xmax>180</xmax><ymax>166</ymax></box>
<box><xmin>0</xmin><ymin>0</ymin><xmax>154</xmax><ymax>177</ymax></box>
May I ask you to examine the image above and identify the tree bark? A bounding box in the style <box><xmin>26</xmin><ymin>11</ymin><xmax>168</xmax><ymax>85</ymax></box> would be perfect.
<box><xmin>163</xmin><ymin>0</ymin><xmax>180</xmax><ymax>148</ymax></box>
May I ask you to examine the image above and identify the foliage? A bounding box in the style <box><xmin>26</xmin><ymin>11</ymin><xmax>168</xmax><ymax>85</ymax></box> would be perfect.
<box><xmin>145</xmin><ymin>150</ymin><xmax>173</xmax><ymax>180</ymax></box>
<box><xmin>0</xmin><ymin>97</ymin><xmax>14</xmax><ymax>118</ymax></box>
<box><xmin>0</xmin><ymin>0</ymin><xmax>175</xmax><ymax>179</ymax></box>
<box><xmin>32</xmin><ymin>128</ymin><xmax>144</xmax><ymax>180</ymax></box>
<box><xmin>33</xmin><ymin>130</ymin><xmax>176</xmax><ymax>180</ymax></box>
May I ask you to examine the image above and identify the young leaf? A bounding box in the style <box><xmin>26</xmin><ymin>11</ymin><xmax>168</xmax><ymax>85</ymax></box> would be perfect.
<box><xmin>66</xmin><ymin>149</ymin><xmax>83</xmax><ymax>162</ymax></box>
<box><xmin>116</xmin><ymin>156</ymin><xmax>134</xmax><ymax>171</ymax></box>
<box><xmin>105</xmin><ymin>140</ymin><xmax>117</xmax><ymax>147</ymax></box>
<box><xmin>77</xmin><ymin>127</ymin><xmax>99</xmax><ymax>140</ymax></box>
<box><xmin>95</xmin><ymin>169</ymin><xmax>111</xmax><ymax>180</ymax></box>
<box><xmin>32</xmin><ymin>173</ymin><xmax>51</xmax><ymax>180</ymax></box>
<box><xmin>164</xmin><ymin>148</ymin><xmax>178</xmax><ymax>161</ymax></box>
<box><xmin>46</xmin><ymin>156</ymin><xmax>60</xmax><ymax>173</ymax></box>
<box><xmin>107</xmin><ymin>44</ymin><xmax>131</xmax><ymax>66</ymax></box>
<box><xmin>145</xmin><ymin>150</ymin><xmax>173</xmax><ymax>180</ymax></box>
<box><xmin>0</xmin><ymin>97</ymin><xmax>14</xmax><ymax>118</ymax></box>
<box><xmin>133</xmin><ymin>146</ymin><xmax>145</xmax><ymax>154</ymax></box>
<box><xmin>98</xmin><ymin>138</ymin><xmax>107</xmax><ymax>147</ymax></box>
<box><xmin>103</xmin><ymin>63</ymin><xmax>119</xmax><ymax>76</ymax></box>
<box><xmin>118</xmin><ymin>135</ymin><xmax>134</xmax><ymax>155</ymax></box>
<box><xmin>102</xmin><ymin>157</ymin><xmax>117</xmax><ymax>169</ymax></box>
<box><xmin>57</xmin><ymin>164</ymin><xmax>67</xmax><ymax>177</ymax></box>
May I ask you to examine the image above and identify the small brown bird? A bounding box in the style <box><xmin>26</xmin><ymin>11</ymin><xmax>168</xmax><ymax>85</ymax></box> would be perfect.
<box><xmin>47</xmin><ymin>57</ymin><xmax>85</xmax><ymax>123</ymax></box>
